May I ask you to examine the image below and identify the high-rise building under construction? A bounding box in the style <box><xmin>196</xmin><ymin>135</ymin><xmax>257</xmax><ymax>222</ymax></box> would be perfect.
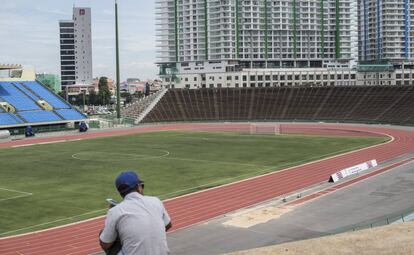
<box><xmin>156</xmin><ymin>0</ymin><xmax>358</xmax><ymax>76</ymax></box>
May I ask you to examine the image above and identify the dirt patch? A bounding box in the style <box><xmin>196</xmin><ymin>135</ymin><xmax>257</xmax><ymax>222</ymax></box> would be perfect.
<box><xmin>228</xmin><ymin>221</ymin><xmax>414</xmax><ymax>255</ymax></box>
<box><xmin>223</xmin><ymin>206</ymin><xmax>292</xmax><ymax>228</ymax></box>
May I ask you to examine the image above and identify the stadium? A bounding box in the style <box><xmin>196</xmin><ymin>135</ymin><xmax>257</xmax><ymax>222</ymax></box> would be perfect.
<box><xmin>0</xmin><ymin>63</ymin><xmax>414</xmax><ymax>254</ymax></box>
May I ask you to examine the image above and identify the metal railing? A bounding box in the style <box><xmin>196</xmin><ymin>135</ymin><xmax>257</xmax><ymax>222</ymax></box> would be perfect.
<box><xmin>8</xmin><ymin>124</ymin><xmax>76</xmax><ymax>136</ymax></box>
<box><xmin>90</xmin><ymin>115</ymin><xmax>136</xmax><ymax>128</ymax></box>
<box><xmin>327</xmin><ymin>207</ymin><xmax>414</xmax><ymax>235</ymax></box>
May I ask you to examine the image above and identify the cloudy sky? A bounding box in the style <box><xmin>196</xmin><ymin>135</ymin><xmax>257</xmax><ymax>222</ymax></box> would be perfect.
<box><xmin>0</xmin><ymin>0</ymin><xmax>157</xmax><ymax>81</ymax></box>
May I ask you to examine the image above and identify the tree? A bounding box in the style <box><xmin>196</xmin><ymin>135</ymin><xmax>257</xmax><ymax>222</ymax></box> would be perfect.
<box><xmin>74</xmin><ymin>92</ymin><xmax>88</xmax><ymax>106</ymax></box>
<box><xmin>98</xmin><ymin>77</ymin><xmax>111</xmax><ymax>105</ymax></box>
<box><xmin>144</xmin><ymin>82</ymin><xmax>150</xmax><ymax>96</ymax></box>
<box><xmin>36</xmin><ymin>74</ymin><xmax>60</xmax><ymax>92</ymax></box>
<box><xmin>58</xmin><ymin>91</ymin><xmax>66</xmax><ymax>100</ymax></box>
<box><xmin>133</xmin><ymin>91</ymin><xmax>144</xmax><ymax>98</ymax></box>
<box><xmin>89</xmin><ymin>90</ymin><xmax>98</xmax><ymax>105</ymax></box>
<box><xmin>121</xmin><ymin>92</ymin><xmax>132</xmax><ymax>104</ymax></box>
<box><xmin>42</xmin><ymin>80</ymin><xmax>54</xmax><ymax>91</ymax></box>
<box><xmin>75</xmin><ymin>93</ymin><xmax>86</xmax><ymax>106</ymax></box>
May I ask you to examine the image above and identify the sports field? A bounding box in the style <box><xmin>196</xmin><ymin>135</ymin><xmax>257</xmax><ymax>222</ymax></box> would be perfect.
<box><xmin>0</xmin><ymin>131</ymin><xmax>387</xmax><ymax>236</ymax></box>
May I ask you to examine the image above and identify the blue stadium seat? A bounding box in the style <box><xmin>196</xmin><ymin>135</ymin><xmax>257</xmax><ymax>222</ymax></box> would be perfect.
<box><xmin>13</xmin><ymin>82</ymin><xmax>41</xmax><ymax>102</ymax></box>
<box><xmin>0</xmin><ymin>81</ymin><xmax>87</xmax><ymax>126</ymax></box>
<box><xmin>0</xmin><ymin>82</ymin><xmax>41</xmax><ymax>111</ymax></box>
<box><xmin>55</xmin><ymin>109</ymin><xmax>86</xmax><ymax>120</ymax></box>
<box><xmin>19</xmin><ymin>111</ymin><xmax>62</xmax><ymax>123</ymax></box>
<box><xmin>22</xmin><ymin>81</ymin><xmax>70</xmax><ymax>109</ymax></box>
<box><xmin>0</xmin><ymin>113</ymin><xmax>24</xmax><ymax>125</ymax></box>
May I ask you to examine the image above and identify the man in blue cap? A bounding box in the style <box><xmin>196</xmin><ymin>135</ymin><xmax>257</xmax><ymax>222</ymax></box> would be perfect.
<box><xmin>99</xmin><ymin>171</ymin><xmax>172</xmax><ymax>255</ymax></box>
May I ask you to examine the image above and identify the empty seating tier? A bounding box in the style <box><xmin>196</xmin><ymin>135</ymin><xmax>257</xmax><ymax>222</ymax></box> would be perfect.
<box><xmin>55</xmin><ymin>109</ymin><xmax>87</xmax><ymax>120</ymax></box>
<box><xmin>19</xmin><ymin>111</ymin><xmax>62</xmax><ymax>123</ymax></box>
<box><xmin>0</xmin><ymin>113</ymin><xmax>23</xmax><ymax>125</ymax></box>
<box><xmin>142</xmin><ymin>86</ymin><xmax>414</xmax><ymax>126</ymax></box>
<box><xmin>0</xmin><ymin>81</ymin><xmax>86</xmax><ymax>127</ymax></box>
<box><xmin>0</xmin><ymin>82</ymin><xmax>41</xmax><ymax>111</ymax></box>
<box><xmin>22</xmin><ymin>81</ymin><xmax>70</xmax><ymax>109</ymax></box>
<box><xmin>12</xmin><ymin>82</ymin><xmax>41</xmax><ymax>102</ymax></box>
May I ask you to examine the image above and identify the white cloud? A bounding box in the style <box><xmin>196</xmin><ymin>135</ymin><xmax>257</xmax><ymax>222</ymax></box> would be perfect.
<box><xmin>122</xmin><ymin>36</ymin><xmax>156</xmax><ymax>53</ymax></box>
<box><xmin>102</xmin><ymin>9</ymin><xmax>113</xmax><ymax>16</ymax></box>
<box><xmin>35</xmin><ymin>7</ymin><xmax>68</xmax><ymax>16</ymax></box>
<box><xmin>1</xmin><ymin>2</ymin><xmax>18</xmax><ymax>10</ymax></box>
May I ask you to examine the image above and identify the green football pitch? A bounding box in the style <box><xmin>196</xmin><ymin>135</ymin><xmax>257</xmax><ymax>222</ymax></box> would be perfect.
<box><xmin>0</xmin><ymin>131</ymin><xmax>387</xmax><ymax>236</ymax></box>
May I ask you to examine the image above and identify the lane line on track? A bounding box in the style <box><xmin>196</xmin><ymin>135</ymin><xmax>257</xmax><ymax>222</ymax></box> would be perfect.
<box><xmin>0</xmin><ymin>209</ymin><xmax>106</xmax><ymax>237</ymax></box>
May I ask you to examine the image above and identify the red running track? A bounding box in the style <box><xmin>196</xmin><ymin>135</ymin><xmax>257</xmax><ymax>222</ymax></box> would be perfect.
<box><xmin>1</xmin><ymin>123</ymin><xmax>414</xmax><ymax>255</ymax></box>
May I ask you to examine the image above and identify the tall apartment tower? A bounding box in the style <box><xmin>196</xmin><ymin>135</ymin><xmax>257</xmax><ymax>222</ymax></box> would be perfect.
<box><xmin>156</xmin><ymin>0</ymin><xmax>358</xmax><ymax>76</ymax></box>
<box><xmin>350</xmin><ymin>0</ymin><xmax>359</xmax><ymax>67</ymax></box>
<box><xmin>59</xmin><ymin>7</ymin><xmax>93</xmax><ymax>89</ymax></box>
<box><xmin>359</xmin><ymin>0</ymin><xmax>413</xmax><ymax>63</ymax></box>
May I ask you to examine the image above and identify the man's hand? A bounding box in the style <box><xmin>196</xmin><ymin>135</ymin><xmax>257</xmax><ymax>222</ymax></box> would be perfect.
<box><xmin>100</xmin><ymin>239</ymin><xmax>114</xmax><ymax>250</ymax></box>
<box><xmin>165</xmin><ymin>222</ymin><xmax>172</xmax><ymax>232</ymax></box>
<box><xmin>99</xmin><ymin>229</ymin><xmax>114</xmax><ymax>251</ymax></box>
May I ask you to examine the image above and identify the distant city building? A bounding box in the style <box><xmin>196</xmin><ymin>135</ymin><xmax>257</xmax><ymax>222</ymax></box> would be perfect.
<box><xmin>126</xmin><ymin>78</ymin><xmax>141</xmax><ymax>84</ymax></box>
<box><xmin>156</xmin><ymin>0</ymin><xmax>358</xmax><ymax>88</ymax></box>
<box><xmin>120</xmin><ymin>79</ymin><xmax>163</xmax><ymax>94</ymax></box>
<box><xmin>357</xmin><ymin>0</ymin><xmax>414</xmax><ymax>85</ymax></box>
<box><xmin>359</xmin><ymin>0</ymin><xmax>413</xmax><ymax>64</ymax></box>
<box><xmin>152</xmin><ymin>79</ymin><xmax>163</xmax><ymax>91</ymax></box>
<box><xmin>121</xmin><ymin>78</ymin><xmax>147</xmax><ymax>94</ymax></box>
<box><xmin>350</xmin><ymin>0</ymin><xmax>358</xmax><ymax>67</ymax></box>
<box><xmin>59</xmin><ymin>7</ymin><xmax>93</xmax><ymax>89</ymax></box>
<box><xmin>36</xmin><ymin>73</ymin><xmax>61</xmax><ymax>92</ymax></box>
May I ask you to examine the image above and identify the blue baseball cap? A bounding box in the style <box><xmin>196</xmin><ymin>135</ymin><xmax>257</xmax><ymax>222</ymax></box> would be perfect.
<box><xmin>115</xmin><ymin>171</ymin><xmax>143</xmax><ymax>194</ymax></box>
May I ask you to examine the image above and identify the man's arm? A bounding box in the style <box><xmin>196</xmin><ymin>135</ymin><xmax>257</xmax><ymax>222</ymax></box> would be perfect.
<box><xmin>159</xmin><ymin>198</ymin><xmax>172</xmax><ymax>231</ymax></box>
<box><xmin>99</xmin><ymin>210</ymin><xmax>118</xmax><ymax>251</ymax></box>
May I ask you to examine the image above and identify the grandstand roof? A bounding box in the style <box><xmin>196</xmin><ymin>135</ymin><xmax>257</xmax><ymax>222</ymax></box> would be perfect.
<box><xmin>0</xmin><ymin>67</ymin><xmax>36</xmax><ymax>81</ymax></box>
<box><xmin>0</xmin><ymin>64</ymin><xmax>22</xmax><ymax>70</ymax></box>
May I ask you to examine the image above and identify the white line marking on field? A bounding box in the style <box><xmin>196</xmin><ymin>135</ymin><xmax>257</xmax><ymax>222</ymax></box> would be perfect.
<box><xmin>11</xmin><ymin>140</ymin><xmax>68</xmax><ymax>148</ymax></box>
<box><xmin>0</xmin><ymin>187</ymin><xmax>32</xmax><ymax>195</ymax></box>
<box><xmin>166</xmin><ymin>156</ymin><xmax>270</xmax><ymax>168</ymax></box>
<box><xmin>37</xmin><ymin>140</ymin><xmax>67</xmax><ymax>145</ymax></box>
<box><xmin>71</xmin><ymin>150</ymin><xmax>170</xmax><ymax>161</ymax></box>
<box><xmin>11</xmin><ymin>144</ymin><xmax>35</xmax><ymax>148</ymax></box>
<box><xmin>0</xmin><ymin>194</ymin><xmax>32</xmax><ymax>202</ymax></box>
<box><xmin>0</xmin><ymin>187</ymin><xmax>33</xmax><ymax>202</ymax></box>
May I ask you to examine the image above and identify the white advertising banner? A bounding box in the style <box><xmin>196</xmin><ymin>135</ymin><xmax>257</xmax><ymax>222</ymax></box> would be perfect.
<box><xmin>330</xmin><ymin>159</ymin><xmax>378</xmax><ymax>182</ymax></box>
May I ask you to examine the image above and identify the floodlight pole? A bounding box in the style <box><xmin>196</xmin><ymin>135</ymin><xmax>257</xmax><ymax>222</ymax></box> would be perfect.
<box><xmin>115</xmin><ymin>0</ymin><xmax>121</xmax><ymax>119</ymax></box>
<box><xmin>82</xmin><ymin>90</ymin><xmax>86</xmax><ymax>111</ymax></box>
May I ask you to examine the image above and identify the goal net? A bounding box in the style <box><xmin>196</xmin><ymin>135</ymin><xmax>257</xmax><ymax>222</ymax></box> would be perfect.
<box><xmin>249</xmin><ymin>123</ymin><xmax>281</xmax><ymax>135</ymax></box>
